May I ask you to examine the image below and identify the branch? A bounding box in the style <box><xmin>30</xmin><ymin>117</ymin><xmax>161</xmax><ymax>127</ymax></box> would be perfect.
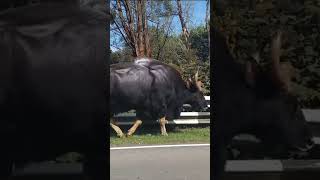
<box><xmin>156</xmin><ymin>16</ymin><xmax>174</xmax><ymax>60</ymax></box>
<box><xmin>176</xmin><ymin>0</ymin><xmax>190</xmax><ymax>49</ymax></box>
<box><xmin>113</xmin><ymin>19</ymin><xmax>133</xmax><ymax>48</ymax></box>
<box><xmin>115</xmin><ymin>0</ymin><xmax>136</xmax><ymax>54</ymax></box>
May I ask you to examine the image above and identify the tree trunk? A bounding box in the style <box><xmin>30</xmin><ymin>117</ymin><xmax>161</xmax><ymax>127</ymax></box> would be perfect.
<box><xmin>143</xmin><ymin>0</ymin><xmax>152</xmax><ymax>57</ymax></box>
<box><xmin>116</xmin><ymin>0</ymin><xmax>135</xmax><ymax>50</ymax></box>
<box><xmin>136</xmin><ymin>0</ymin><xmax>145</xmax><ymax>57</ymax></box>
<box><xmin>176</xmin><ymin>0</ymin><xmax>190</xmax><ymax>49</ymax></box>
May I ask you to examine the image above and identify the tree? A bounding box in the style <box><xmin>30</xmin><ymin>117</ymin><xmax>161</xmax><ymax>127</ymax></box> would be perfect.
<box><xmin>111</xmin><ymin>0</ymin><xmax>151</xmax><ymax>57</ymax></box>
<box><xmin>111</xmin><ymin>0</ymin><xmax>179</xmax><ymax>59</ymax></box>
<box><xmin>189</xmin><ymin>26</ymin><xmax>209</xmax><ymax>62</ymax></box>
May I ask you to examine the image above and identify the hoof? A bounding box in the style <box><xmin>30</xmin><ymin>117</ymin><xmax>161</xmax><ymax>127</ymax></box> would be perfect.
<box><xmin>126</xmin><ymin>132</ymin><xmax>133</xmax><ymax>137</ymax></box>
<box><xmin>117</xmin><ymin>133</ymin><xmax>125</xmax><ymax>138</ymax></box>
<box><xmin>161</xmin><ymin>132</ymin><xmax>168</xmax><ymax>136</ymax></box>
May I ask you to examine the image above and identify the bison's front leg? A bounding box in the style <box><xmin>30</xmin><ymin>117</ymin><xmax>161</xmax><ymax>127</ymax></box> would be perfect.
<box><xmin>159</xmin><ymin>117</ymin><xmax>168</xmax><ymax>136</ymax></box>
<box><xmin>127</xmin><ymin>120</ymin><xmax>142</xmax><ymax>136</ymax></box>
<box><xmin>110</xmin><ymin>119</ymin><xmax>124</xmax><ymax>138</ymax></box>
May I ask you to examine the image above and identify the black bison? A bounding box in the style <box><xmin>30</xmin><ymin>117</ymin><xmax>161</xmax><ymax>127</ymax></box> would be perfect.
<box><xmin>110</xmin><ymin>58</ymin><xmax>208</xmax><ymax>137</ymax></box>
<box><xmin>212</xmin><ymin>28</ymin><xmax>314</xmax><ymax>179</ymax></box>
<box><xmin>0</xmin><ymin>1</ymin><xmax>107</xmax><ymax>179</ymax></box>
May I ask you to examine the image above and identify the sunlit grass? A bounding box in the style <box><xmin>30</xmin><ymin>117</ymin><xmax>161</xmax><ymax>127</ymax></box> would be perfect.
<box><xmin>110</xmin><ymin>126</ymin><xmax>210</xmax><ymax>146</ymax></box>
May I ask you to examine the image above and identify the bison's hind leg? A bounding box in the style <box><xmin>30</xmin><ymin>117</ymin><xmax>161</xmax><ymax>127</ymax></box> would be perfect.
<box><xmin>127</xmin><ymin>120</ymin><xmax>142</xmax><ymax>137</ymax></box>
<box><xmin>110</xmin><ymin>119</ymin><xmax>124</xmax><ymax>138</ymax></box>
<box><xmin>159</xmin><ymin>117</ymin><xmax>168</xmax><ymax>136</ymax></box>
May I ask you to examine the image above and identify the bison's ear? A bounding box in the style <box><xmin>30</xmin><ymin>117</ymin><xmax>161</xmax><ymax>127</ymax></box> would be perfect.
<box><xmin>196</xmin><ymin>81</ymin><xmax>203</xmax><ymax>91</ymax></box>
<box><xmin>186</xmin><ymin>78</ymin><xmax>200</xmax><ymax>92</ymax></box>
<box><xmin>245</xmin><ymin>61</ymin><xmax>257</xmax><ymax>87</ymax></box>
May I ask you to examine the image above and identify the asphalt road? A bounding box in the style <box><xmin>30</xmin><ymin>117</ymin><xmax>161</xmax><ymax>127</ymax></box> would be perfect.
<box><xmin>110</xmin><ymin>145</ymin><xmax>210</xmax><ymax>180</ymax></box>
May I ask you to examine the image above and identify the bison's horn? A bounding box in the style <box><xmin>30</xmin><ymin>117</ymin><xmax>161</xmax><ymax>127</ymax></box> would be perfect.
<box><xmin>194</xmin><ymin>67</ymin><xmax>200</xmax><ymax>82</ymax></box>
<box><xmin>271</xmin><ymin>30</ymin><xmax>291</xmax><ymax>92</ymax></box>
<box><xmin>271</xmin><ymin>30</ymin><xmax>282</xmax><ymax>71</ymax></box>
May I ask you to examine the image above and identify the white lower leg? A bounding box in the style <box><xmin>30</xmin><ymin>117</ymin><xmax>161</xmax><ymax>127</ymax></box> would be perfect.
<box><xmin>159</xmin><ymin>117</ymin><xmax>168</xmax><ymax>136</ymax></box>
<box><xmin>127</xmin><ymin>120</ymin><xmax>142</xmax><ymax>136</ymax></box>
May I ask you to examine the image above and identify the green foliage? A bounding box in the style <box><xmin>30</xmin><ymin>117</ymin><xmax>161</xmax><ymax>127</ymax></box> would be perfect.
<box><xmin>214</xmin><ymin>0</ymin><xmax>320</xmax><ymax>108</ymax></box>
<box><xmin>151</xmin><ymin>26</ymin><xmax>210</xmax><ymax>95</ymax></box>
<box><xmin>149</xmin><ymin>0</ymin><xmax>174</xmax><ymax>17</ymax></box>
<box><xmin>110</xmin><ymin>47</ymin><xmax>135</xmax><ymax>63</ymax></box>
<box><xmin>189</xmin><ymin>26</ymin><xmax>210</xmax><ymax>62</ymax></box>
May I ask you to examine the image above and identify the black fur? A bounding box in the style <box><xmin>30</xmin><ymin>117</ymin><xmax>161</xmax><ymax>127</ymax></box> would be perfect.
<box><xmin>212</xmin><ymin>28</ymin><xmax>313</xmax><ymax>179</ymax></box>
<box><xmin>0</xmin><ymin>2</ymin><xmax>107</xmax><ymax>179</ymax></box>
<box><xmin>110</xmin><ymin>58</ymin><xmax>207</xmax><ymax>122</ymax></box>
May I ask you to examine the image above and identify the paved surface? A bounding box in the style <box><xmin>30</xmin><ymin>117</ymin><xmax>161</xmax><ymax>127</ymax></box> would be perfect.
<box><xmin>110</xmin><ymin>145</ymin><xmax>210</xmax><ymax>180</ymax></box>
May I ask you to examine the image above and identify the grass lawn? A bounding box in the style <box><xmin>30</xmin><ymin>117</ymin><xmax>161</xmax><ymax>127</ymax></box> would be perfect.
<box><xmin>110</xmin><ymin>126</ymin><xmax>210</xmax><ymax>146</ymax></box>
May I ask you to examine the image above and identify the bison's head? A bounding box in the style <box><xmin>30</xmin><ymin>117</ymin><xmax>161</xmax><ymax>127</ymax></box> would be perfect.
<box><xmin>185</xmin><ymin>68</ymin><xmax>208</xmax><ymax>112</ymax></box>
<box><xmin>247</xmin><ymin>30</ymin><xmax>314</xmax><ymax>155</ymax></box>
